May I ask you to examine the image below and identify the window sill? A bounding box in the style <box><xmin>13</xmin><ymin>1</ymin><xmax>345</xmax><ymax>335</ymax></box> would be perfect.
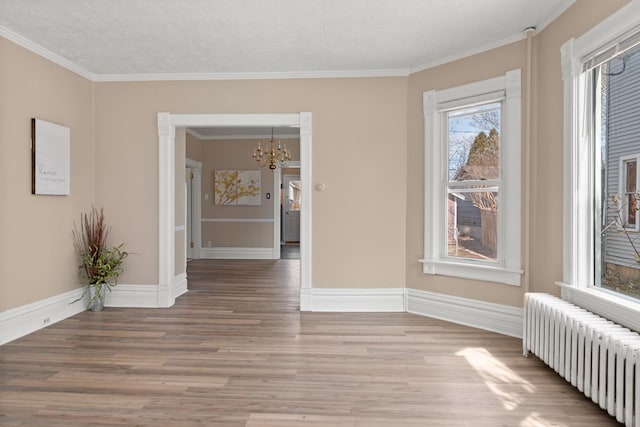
<box><xmin>419</xmin><ymin>258</ymin><xmax>522</xmax><ymax>286</ymax></box>
<box><xmin>557</xmin><ymin>282</ymin><xmax>640</xmax><ymax>333</ymax></box>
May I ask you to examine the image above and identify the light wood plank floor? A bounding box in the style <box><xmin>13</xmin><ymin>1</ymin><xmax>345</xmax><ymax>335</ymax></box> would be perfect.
<box><xmin>1</xmin><ymin>259</ymin><xmax>616</xmax><ymax>426</ymax></box>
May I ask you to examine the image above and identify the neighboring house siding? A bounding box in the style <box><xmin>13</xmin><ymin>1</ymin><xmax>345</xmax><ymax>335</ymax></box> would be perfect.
<box><xmin>604</xmin><ymin>50</ymin><xmax>640</xmax><ymax>268</ymax></box>
<box><xmin>457</xmin><ymin>198</ymin><xmax>482</xmax><ymax>240</ymax></box>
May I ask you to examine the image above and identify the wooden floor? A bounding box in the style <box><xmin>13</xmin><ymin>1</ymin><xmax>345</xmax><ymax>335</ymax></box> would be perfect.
<box><xmin>0</xmin><ymin>259</ymin><xmax>616</xmax><ymax>426</ymax></box>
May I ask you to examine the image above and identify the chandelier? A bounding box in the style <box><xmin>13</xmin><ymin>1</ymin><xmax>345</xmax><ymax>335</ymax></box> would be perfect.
<box><xmin>252</xmin><ymin>128</ymin><xmax>291</xmax><ymax>170</ymax></box>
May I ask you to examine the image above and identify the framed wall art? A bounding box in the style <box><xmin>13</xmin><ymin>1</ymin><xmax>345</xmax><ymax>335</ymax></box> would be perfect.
<box><xmin>31</xmin><ymin>118</ymin><xmax>70</xmax><ymax>195</ymax></box>
<box><xmin>214</xmin><ymin>169</ymin><xmax>261</xmax><ymax>206</ymax></box>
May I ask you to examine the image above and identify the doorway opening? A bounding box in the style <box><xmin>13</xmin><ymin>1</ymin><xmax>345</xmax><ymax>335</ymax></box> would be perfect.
<box><xmin>281</xmin><ymin>166</ymin><xmax>301</xmax><ymax>260</ymax></box>
<box><xmin>157</xmin><ymin>113</ymin><xmax>312</xmax><ymax>310</ymax></box>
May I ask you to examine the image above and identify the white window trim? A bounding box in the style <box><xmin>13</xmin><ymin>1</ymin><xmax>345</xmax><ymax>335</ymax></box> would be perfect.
<box><xmin>618</xmin><ymin>154</ymin><xmax>640</xmax><ymax>232</ymax></box>
<box><xmin>560</xmin><ymin>1</ymin><xmax>640</xmax><ymax>333</ymax></box>
<box><xmin>421</xmin><ymin>69</ymin><xmax>522</xmax><ymax>286</ymax></box>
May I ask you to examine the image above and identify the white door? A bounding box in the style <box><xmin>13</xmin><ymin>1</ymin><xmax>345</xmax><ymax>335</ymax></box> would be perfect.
<box><xmin>283</xmin><ymin>175</ymin><xmax>301</xmax><ymax>242</ymax></box>
<box><xmin>185</xmin><ymin>167</ymin><xmax>193</xmax><ymax>259</ymax></box>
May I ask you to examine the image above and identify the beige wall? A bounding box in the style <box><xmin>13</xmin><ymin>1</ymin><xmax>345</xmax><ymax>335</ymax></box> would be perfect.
<box><xmin>187</xmin><ymin>135</ymin><xmax>302</xmax><ymax>249</ymax></box>
<box><xmin>93</xmin><ymin>78</ymin><xmax>408</xmax><ymax>289</ymax></box>
<box><xmin>186</xmin><ymin>132</ymin><xmax>202</xmax><ymax>162</ymax></box>
<box><xmin>528</xmin><ymin>0</ymin><xmax>629</xmax><ymax>295</ymax></box>
<box><xmin>1</xmin><ymin>0</ymin><xmax>628</xmax><ymax>312</ymax></box>
<box><xmin>201</xmin><ymin>138</ymin><xmax>290</xmax><ymax>248</ymax></box>
<box><xmin>405</xmin><ymin>40</ymin><xmax>528</xmax><ymax>307</ymax></box>
<box><xmin>281</xmin><ymin>167</ymin><xmax>301</xmax><ymax>176</ymax></box>
<box><xmin>405</xmin><ymin>0</ymin><xmax>628</xmax><ymax>307</ymax></box>
<box><xmin>0</xmin><ymin>38</ymin><xmax>94</xmax><ymax>310</ymax></box>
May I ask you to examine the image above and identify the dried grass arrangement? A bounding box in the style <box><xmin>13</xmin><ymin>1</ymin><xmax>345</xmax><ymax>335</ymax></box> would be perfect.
<box><xmin>72</xmin><ymin>207</ymin><xmax>128</xmax><ymax>311</ymax></box>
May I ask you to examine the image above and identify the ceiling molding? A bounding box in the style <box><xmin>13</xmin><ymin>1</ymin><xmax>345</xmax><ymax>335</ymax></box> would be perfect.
<box><xmin>0</xmin><ymin>27</ymin><xmax>408</xmax><ymax>82</ymax></box>
<box><xmin>186</xmin><ymin>128</ymin><xmax>299</xmax><ymax>141</ymax></box>
<box><xmin>0</xmin><ymin>25</ymin><xmax>95</xmax><ymax>81</ymax></box>
<box><xmin>410</xmin><ymin>33</ymin><xmax>527</xmax><ymax>74</ymax></box>
<box><xmin>93</xmin><ymin>68</ymin><xmax>411</xmax><ymax>82</ymax></box>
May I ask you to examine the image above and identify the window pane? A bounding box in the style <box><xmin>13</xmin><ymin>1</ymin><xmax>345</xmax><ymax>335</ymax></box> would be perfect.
<box><xmin>288</xmin><ymin>181</ymin><xmax>301</xmax><ymax>211</ymax></box>
<box><xmin>447</xmin><ymin>191</ymin><xmax>498</xmax><ymax>261</ymax></box>
<box><xmin>626</xmin><ymin>160</ymin><xmax>636</xmax><ymax>192</ymax></box>
<box><xmin>448</xmin><ymin>103</ymin><xmax>501</xmax><ymax>182</ymax></box>
<box><xmin>627</xmin><ymin>194</ymin><xmax>638</xmax><ymax>226</ymax></box>
<box><xmin>598</xmin><ymin>43</ymin><xmax>640</xmax><ymax>300</ymax></box>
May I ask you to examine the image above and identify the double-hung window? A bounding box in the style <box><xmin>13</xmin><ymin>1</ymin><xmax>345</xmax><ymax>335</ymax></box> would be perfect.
<box><xmin>422</xmin><ymin>70</ymin><xmax>522</xmax><ymax>286</ymax></box>
<box><xmin>561</xmin><ymin>1</ymin><xmax>640</xmax><ymax>331</ymax></box>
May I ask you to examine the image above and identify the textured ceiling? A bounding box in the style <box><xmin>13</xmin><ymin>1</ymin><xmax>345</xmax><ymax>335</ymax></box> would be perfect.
<box><xmin>0</xmin><ymin>0</ymin><xmax>575</xmax><ymax>78</ymax></box>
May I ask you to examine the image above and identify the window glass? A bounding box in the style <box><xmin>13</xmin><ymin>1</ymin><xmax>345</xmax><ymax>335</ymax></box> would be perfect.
<box><xmin>447</xmin><ymin>190</ymin><xmax>498</xmax><ymax>261</ymax></box>
<box><xmin>447</xmin><ymin>103</ymin><xmax>500</xmax><ymax>182</ymax></box>
<box><xmin>446</xmin><ymin>102</ymin><xmax>501</xmax><ymax>262</ymax></box>
<box><xmin>288</xmin><ymin>180</ymin><xmax>301</xmax><ymax>211</ymax></box>
<box><xmin>624</xmin><ymin>160</ymin><xmax>637</xmax><ymax>226</ymax></box>
<box><xmin>597</xmin><ymin>43</ymin><xmax>640</xmax><ymax>300</ymax></box>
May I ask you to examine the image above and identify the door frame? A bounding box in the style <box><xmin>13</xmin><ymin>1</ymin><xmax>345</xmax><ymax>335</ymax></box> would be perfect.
<box><xmin>157</xmin><ymin>113</ymin><xmax>312</xmax><ymax>309</ymax></box>
<box><xmin>185</xmin><ymin>158</ymin><xmax>202</xmax><ymax>260</ymax></box>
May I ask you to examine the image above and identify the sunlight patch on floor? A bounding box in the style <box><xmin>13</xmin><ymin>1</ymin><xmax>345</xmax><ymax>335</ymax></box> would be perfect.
<box><xmin>456</xmin><ymin>347</ymin><xmax>536</xmax><ymax>411</ymax></box>
<box><xmin>519</xmin><ymin>412</ymin><xmax>568</xmax><ymax>427</ymax></box>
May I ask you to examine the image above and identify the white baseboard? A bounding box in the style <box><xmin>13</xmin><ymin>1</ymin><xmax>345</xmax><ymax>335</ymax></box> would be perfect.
<box><xmin>172</xmin><ymin>273</ymin><xmax>188</xmax><ymax>299</ymax></box>
<box><xmin>1</xmin><ymin>282</ymin><xmax>522</xmax><ymax>345</ymax></box>
<box><xmin>406</xmin><ymin>288</ymin><xmax>522</xmax><ymax>338</ymax></box>
<box><xmin>310</xmin><ymin>288</ymin><xmax>405</xmax><ymax>312</ymax></box>
<box><xmin>200</xmin><ymin>247</ymin><xmax>277</xmax><ymax>259</ymax></box>
<box><xmin>0</xmin><ymin>287</ymin><xmax>86</xmax><ymax>345</ymax></box>
<box><xmin>104</xmin><ymin>284</ymin><xmax>159</xmax><ymax>308</ymax></box>
<box><xmin>300</xmin><ymin>288</ymin><xmax>312</xmax><ymax>311</ymax></box>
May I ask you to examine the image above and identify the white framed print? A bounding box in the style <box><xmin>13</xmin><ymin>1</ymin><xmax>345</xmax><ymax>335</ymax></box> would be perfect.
<box><xmin>31</xmin><ymin>118</ymin><xmax>70</xmax><ymax>195</ymax></box>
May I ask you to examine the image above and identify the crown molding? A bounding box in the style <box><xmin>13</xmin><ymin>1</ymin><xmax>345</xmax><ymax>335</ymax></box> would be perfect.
<box><xmin>410</xmin><ymin>33</ymin><xmax>526</xmax><ymax>74</ymax></box>
<box><xmin>1</xmin><ymin>29</ymin><xmax>408</xmax><ymax>81</ymax></box>
<box><xmin>93</xmin><ymin>68</ymin><xmax>410</xmax><ymax>82</ymax></box>
<box><xmin>0</xmin><ymin>25</ymin><xmax>95</xmax><ymax>81</ymax></box>
<box><xmin>186</xmin><ymin>128</ymin><xmax>299</xmax><ymax>140</ymax></box>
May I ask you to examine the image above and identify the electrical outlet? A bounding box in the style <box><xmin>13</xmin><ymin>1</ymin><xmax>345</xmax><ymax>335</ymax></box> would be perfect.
<box><xmin>207</xmin><ymin>241</ymin><xmax>212</xmax><ymax>248</ymax></box>
<box><xmin>43</xmin><ymin>317</ymin><xmax>50</xmax><ymax>325</ymax></box>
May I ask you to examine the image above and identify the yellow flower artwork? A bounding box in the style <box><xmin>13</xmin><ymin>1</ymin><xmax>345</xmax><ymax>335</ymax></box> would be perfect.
<box><xmin>214</xmin><ymin>170</ymin><xmax>261</xmax><ymax>205</ymax></box>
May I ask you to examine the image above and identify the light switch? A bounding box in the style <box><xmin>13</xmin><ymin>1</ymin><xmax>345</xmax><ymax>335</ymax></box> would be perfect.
<box><xmin>204</xmin><ymin>193</ymin><xmax>209</xmax><ymax>200</ymax></box>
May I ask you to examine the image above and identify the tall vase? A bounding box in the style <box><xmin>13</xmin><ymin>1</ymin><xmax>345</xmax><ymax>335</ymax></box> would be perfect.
<box><xmin>88</xmin><ymin>284</ymin><xmax>106</xmax><ymax>311</ymax></box>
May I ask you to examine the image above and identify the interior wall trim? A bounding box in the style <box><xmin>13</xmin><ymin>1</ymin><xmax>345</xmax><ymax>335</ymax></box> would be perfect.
<box><xmin>104</xmin><ymin>284</ymin><xmax>159</xmax><ymax>308</ymax></box>
<box><xmin>199</xmin><ymin>247</ymin><xmax>277</xmax><ymax>260</ymax></box>
<box><xmin>172</xmin><ymin>273</ymin><xmax>188</xmax><ymax>300</ymax></box>
<box><xmin>201</xmin><ymin>218</ymin><xmax>274</xmax><ymax>223</ymax></box>
<box><xmin>406</xmin><ymin>288</ymin><xmax>523</xmax><ymax>338</ymax></box>
<box><xmin>0</xmin><ymin>287</ymin><xmax>86</xmax><ymax>345</ymax></box>
<box><xmin>186</xmin><ymin>128</ymin><xmax>301</xmax><ymax>140</ymax></box>
<box><xmin>2</xmin><ymin>285</ymin><xmax>527</xmax><ymax>345</ymax></box>
<box><xmin>0</xmin><ymin>25</ymin><xmax>95</xmax><ymax>80</ymax></box>
<box><xmin>310</xmin><ymin>288</ymin><xmax>406</xmax><ymax>312</ymax></box>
